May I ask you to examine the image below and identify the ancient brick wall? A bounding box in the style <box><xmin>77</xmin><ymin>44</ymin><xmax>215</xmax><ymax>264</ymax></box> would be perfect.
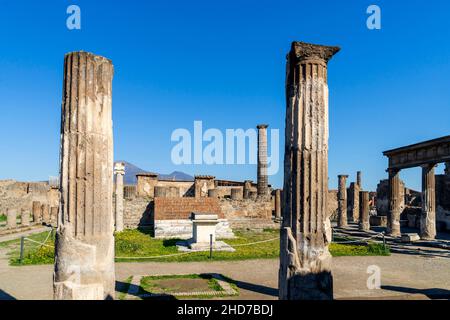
<box><xmin>154</xmin><ymin>197</ymin><xmax>224</xmax><ymax>220</ymax></box>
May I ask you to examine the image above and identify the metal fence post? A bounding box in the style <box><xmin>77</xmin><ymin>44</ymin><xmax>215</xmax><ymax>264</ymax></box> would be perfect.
<box><xmin>20</xmin><ymin>236</ymin><xmax>25</xmax><ymax>264</ymax></box>
<box><xmin>209</xmin><ymin>234</ymin><xmax>213</xmax><ymax>260</ymax></box>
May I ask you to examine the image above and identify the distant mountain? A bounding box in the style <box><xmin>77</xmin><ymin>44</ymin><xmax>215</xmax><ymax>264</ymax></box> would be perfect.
<box><xmin>115</xmin><ymin>161</ymin><xmax>194</xmax><ymax>185</ymax></box>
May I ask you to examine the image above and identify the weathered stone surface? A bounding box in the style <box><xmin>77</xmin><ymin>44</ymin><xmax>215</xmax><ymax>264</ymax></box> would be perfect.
<box><xmin>41</xmin><ymin>204</ymin><xmax>50</xmax><ymax>224</ymax></box>
<box><xmin>194</xmin><ymin>176</ymin><xmax>215</xmax><ymax>198</ymax></box>
<box><xmin>356</xmin><ymin>171</ymin><xmax>362</xmax><ymax>189</ymax></box>
<box><xmin>359</xmin><ymin>191</ymin><xmax>370</xmax><ymax>231</ymax></box>
<box><xmin>401</xmin><ymin>233</ymin><xmax>420</xmax><ymax>243</ymax></box>
<box><xmin>274</xmin><ymin>189</ymin><xmax>281</xmax><ymax>220</ymax></box>
<box><xmin>348</xmin><ymin>182</ymin><xmax>360</xmax><ymax>223</ymax></box>
<box><xmin>7</xmin><ymin>208</ymin><xmax>17</xmax><ymax>229</ymax></box>
<box><xmin>257</xmin><ymin>124</ymin><xmax>269</xmax><ymax>198</ymax></box>
<box><xmin>279</xmin><ymin>41</ymin><xmax>339</xmax><ymax>300</ymax></box>
<box><xmin>370</xmin><ymin>215</ymin><xmax>387</xmax><ymax>227</ymax></box>
<box><xmin>337</xmin><ymin>175</ymin><xmax>348</xmax><ymax>228</ymax></box>
<box><xmin>54</xmin><ymin>51</ymin><xmax>115</xmax><ymax>300</ymax></box>
<box><xmin>387</xmin><ymin>169</ymin><xmax>402</xmax><ymax>237</ymax></box>
<box><xmin>21</xmin><ymin>209</ymin><xmax>30</xmax><ymax>227</ymax></box>
<box><xmin>32</xmin><ymin>201</ymin><xmax>42</xmax><ymax>223</ymax></box>
<box><xmin>230</xmin><ymin>188</ymin><xmax>242</xmax><ymax>200</ymax></box>
<box><xmin>208</xmin><ymin>189</ymin><xmax>218</xmax><ymax>198</ymax></box>
<box><xmin>136</xmin><ymin>173</ymin><xmax>158</xmax><ymax>198</ymax></box>
<box><xmin>243</xmin><ymin>180</ymin><xmax>253</xmax><ymax>199</ymax></box>
<box><xmin>420</xmin><ymin>164</ymin><xmax>436</xmax><ymax>240</ymax></box>
<box><xmin>114</xmin><ymin>162</ymin><xmax>125</xmax><ymax>232</ymax></box>
<box><xmin>50</xmin><ymin>206</ymin><xmax>58</xmax><ymax>227</ymax></box>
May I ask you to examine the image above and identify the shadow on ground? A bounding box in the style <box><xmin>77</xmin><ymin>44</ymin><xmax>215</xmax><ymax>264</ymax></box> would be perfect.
<box><xmin>0</xmin><ymin>289</ymin><xmax>16</xmax><ymax>300</ymax></box>
<box><xmin>381</xmin><ymin>285</ymin><xmax>450</xmax><ymax>300</ymax></box>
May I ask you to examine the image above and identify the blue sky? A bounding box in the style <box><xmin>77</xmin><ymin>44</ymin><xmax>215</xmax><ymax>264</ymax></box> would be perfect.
<box><xmin>0</xmin><ymin>0</ymin><xmax>449</xmax><ymax>191</ymax></box>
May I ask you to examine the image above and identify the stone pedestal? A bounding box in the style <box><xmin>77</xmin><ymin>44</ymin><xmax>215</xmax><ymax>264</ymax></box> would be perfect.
<box><xmin>21</xmin><ymin>209</ymin><xmax>30</xmax><ymax>227</ymax></box>
<box><xmin>387</xmin><ymin>169</ymin><xmax>402</xmax><ymax>237</ymax></box>
<box><xmin>190</xmin><ymin>213</ymin><xmax>218</xmax><ymax>250</ymax></box>
<box><xmin>359</xmin><ymin>191</ymin><xmax>370</xmax><ymax>231</ymax></box>
<box><xmin>279</xmin><ymin>41</ymin><xmax>339</xmax><ymax>300</ymax></box>
<box><xmin>420</xmin><ymin>164</ymin><xmax>436</xmax><ymax>240</ymax></box>
<box><xmin>114</xmin><ymin>162</ymin><xmax>125</xmax><ymax>232</ymax></box>
<box><xmin>257</xmin><ymin>124</ymin><xmax>269</xmax><ymax>198</ymax></box>
<box><xmin>32</xmin><ymin>201</ymin><xmax>42</xmax><ymax>224</ymax></box>
<box><xmin>337</xmin><ymin>175</ymin><xmax>348</xmax><ymax>228</ymax></box>
<box><xmin>54</xmin><ymin>51</ymin><xmax>115</xmax><ymax>300</ymax></box>
<box><xmin>7</xmin><ymin>209</ymin><xmax>17</xmax><ymax>229</ymax></box>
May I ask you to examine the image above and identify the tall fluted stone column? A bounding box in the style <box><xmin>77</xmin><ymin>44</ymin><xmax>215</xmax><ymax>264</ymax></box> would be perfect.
<box><xmin>337</xmin><ymin>175</ymin><xmax>348</xmax><ymax>228</ymax></box>
<box><xmin>114</xmin><ymin>162</ymin><xmax>125</xmax><ymax>232</ymax></box>
<box><xmin>257</xmin><ymin>124</ymin><xmax>269</xmax><ymax>198</ymax></box>
<box><xmin>420</xmin><ymin>164</ymin><xmax>436</xmax><ymax>240</ymax></box>
<box><xmin>279</xmin><ymin>41</ymin><xmax>339</xmax><ymax>300</ymax></box>
<box><xmin>387</xmin><ymin>169</ymin><xmax>402</xmax><ymax>237</ymax></box>
<box><xmin>357</xmin><ymin>171</ymin><xmax>362</xmax><ymax>189</ymax></box>
<box><xmin>21</xmin><ymin>209</ymin><xmax>30</xmax><ymax>227</ymax></box>
<box><xmin>359</xmin><ymin>191</ymin><xmax>370</xmax><ymax>231</ymax></box>
<box><xmin>7</xmin><ymin>209</ymin><xmax>17</xmax><ymax>229</ymax></box>
<box><xmin>274</xmin><ymin>189</ymin><xmax>282</xmax><ymax>220</ymax></box>
<box><xmin>54</xmin><ymin>51</ymin><xmax>115</xmax><ymax>300</ymax></box>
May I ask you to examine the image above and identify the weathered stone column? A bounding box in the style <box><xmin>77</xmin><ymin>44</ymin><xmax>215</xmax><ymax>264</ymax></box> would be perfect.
<box><xmin>114</xmin><ymin>162</ymin><xmax>125</xmax><ymax>232</ymax></box>
<box><xmin>32</xmin><ymin>201</ymin><xmax>42</xmax><ymax>223</ymax></box>
<box><xmin>54</xmin><ymin>51</ymin><xmax>115</xmax><ymax>300</ymax></box>
<box><xmin>337</xmin><ymin>175</ymin><xmax>348</xmax><ymax>228</ymax></box>
<box><xmin>279</xmin><ymin>41</ymin><xmax>339</xmax><ymax>300</ymax></box>
<box><xmin>349</xmin><ymin>182</ymin><xmax>360</xmax><ymax>222</ymax></box>
<box><xmin>21</xmin><ymin>209</ymin><xmax>30</xmax><ymax>227</ymax></box>
<box><xmin>7</xmin><ymin>209</ymin><xmax>17</xmax><ymax>229</ymax></box>
<box><xmin>274</xmin><ymin>189</ymin><xmax>282</xmax><ymax>220</ymax></box>
<box><xmin>420</xmin><ymin>164</ymin><xmax>436</xmax><ymax>240</ymax></box>
<box><xmin>445</xmin><ymin>162</ymin><xmax>450</xmax><ymax>175</ymax></box>
<box><xmin>243</xmin><ymin>180</ymin><xmax>252</xmax><ymax>199</ymax></box>
<box><xmin>42</xmin><ymin>204</ymin><xmax>50</xmax><ymax>224</ymax></box>
<box><xmin>257</xmin><ymin>124</ymin><xmax>269</xmax><ymax>198</ymax></box>
<box><xmin>359</xmin><ymin>191</ymin><xmax>370</xmax><ymax>231</ymax></box>
<box><xmin>357</xmin><ymin>171</ymin><xmax>362</xmax><ymax>189</ymax></box>
<box><xmin>387</xmin><ymin>169</ymin><xmax>402</xmax><ymax>237</ymax></box>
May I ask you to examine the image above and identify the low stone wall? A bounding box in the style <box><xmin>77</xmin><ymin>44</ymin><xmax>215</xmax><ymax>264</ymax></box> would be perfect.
<box><xmin>154</xmin><ymin>219</ymin><xmax>234</xmax><ymax>239</ymax></box>
<box><xmin>219</xmin><ymin>198</ymin><xmax>272</xmax><ymax>220</ymax></box>
<box><xmin>123</xmin><ymin>197</ymin><xmax>153</xmax><ymax>228</ymax></box>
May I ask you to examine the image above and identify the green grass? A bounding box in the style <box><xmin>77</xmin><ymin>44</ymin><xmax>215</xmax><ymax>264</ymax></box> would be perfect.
<box><xmin>138</xmin><ymin>274</ymin><xmax>239</xmax><ymax>299</ymax></box>
<box><xmin>0</xmin><ymin>215</ymin><xmax>6</xmax><ymax>223</ymax></box>
<box><xmin>2</xmin><ymin>228</ymin><xmax>389</xmax><ymax>266</ymax></box>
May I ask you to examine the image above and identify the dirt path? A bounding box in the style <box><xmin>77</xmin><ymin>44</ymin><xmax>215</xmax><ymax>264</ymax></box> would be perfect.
<box><xmin>1</xmin><ymin>253</ymin><xmax>449</xmax><ymax>300</ymax></box>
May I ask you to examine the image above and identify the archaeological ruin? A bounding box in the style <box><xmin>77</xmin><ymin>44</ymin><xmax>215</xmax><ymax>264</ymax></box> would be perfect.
<box><xmin>279</xmin><ymin>41</ymin><xmax>340</xmax><ymax>300</ymax></box>
<box><xmin>53</xmin><ymin>51</ymin><xmax>116</xmax><ymax>300</ymax></box>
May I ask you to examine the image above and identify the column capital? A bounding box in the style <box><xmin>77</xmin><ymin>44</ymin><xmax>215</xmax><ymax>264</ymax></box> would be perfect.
<box><xmin>338</xmin><ymin>174</ymin><xmax>349</xmax><ymax>179</ymax></box>
<box><xmin>257</xmin><ymin>124</ymin><xmax>269</xmax><ymax>130</ymax></box>
<box><xmin>290</xmin><ymin>41</ymin><xmax>340</xmax><ymax>64</ymax></box>
<box><xmin>114</xmin><ymin>162</ymin><xmax>125</xmax><ymax>175</ymax></box>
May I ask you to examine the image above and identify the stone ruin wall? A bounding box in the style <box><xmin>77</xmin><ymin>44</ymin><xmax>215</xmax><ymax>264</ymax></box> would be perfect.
<box><xmin>0</xmin><ymin>180</ymin><xmax>59</xmax><ymax>222</ymax></box>
<box><xmin>327</xmin><ymin>190</ymin><xmax>339</xmax><ymax>222</ymax></box>
<box><xmin>436</xmin><ymin>174</ymin><xmax>450</xmax><ymax>230</ymax></box>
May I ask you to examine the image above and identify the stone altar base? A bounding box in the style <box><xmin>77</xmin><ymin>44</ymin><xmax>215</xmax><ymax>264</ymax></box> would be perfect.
<box><xmin>176</xmin><ymin>239</ymin><xmax>236</xmax><ymax>252</ymax></box>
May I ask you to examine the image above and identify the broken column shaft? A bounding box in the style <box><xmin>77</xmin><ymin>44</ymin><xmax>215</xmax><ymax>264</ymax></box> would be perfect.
<box><xmin>359</xmin><ymin>191</ymin><xmax>370</xmax><ymax>231</ymax></box>
<box><xmin>279</xmin><ymin>41</ymin><xmax>340</xmax><ymax>300</ymax></box>
<box><xmin>114</xmin><ymin>162</ymin><xmax>125</xmax><ymax>232</ymax></box>
<box><xmin>387</xmin><ymin>169</ymin><xmax>402</xmax><ymax>237</ymax></box>
<box><xmin>420</xmin><ymin>164</ymin><xmax>436</xmax><ymax>240</ymax></box>
<box><xmin>54</xmin><ymin>51</ymin><xmax>115</xmax><ymax>300</ymax></box>
<box><xmin>337</xmin><ymin>175</ymin><xmax>348</xmax><ymax>228</ymax></box>
<box><xmin>257</xmin><ymin>124</ymin><xmax>269</xmax><ymax>197</ymax></box>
